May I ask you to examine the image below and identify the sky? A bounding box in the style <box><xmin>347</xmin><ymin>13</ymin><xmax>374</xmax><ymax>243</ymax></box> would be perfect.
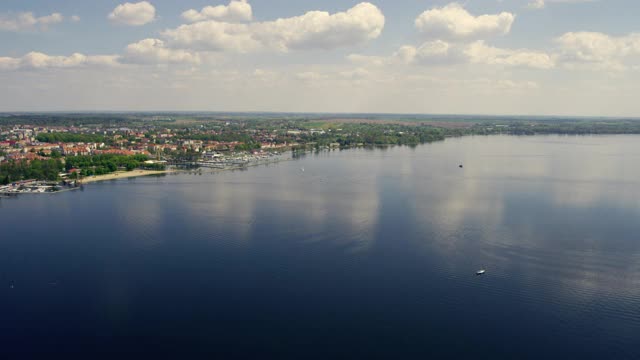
<box><xmin>0</xmin><ymin>0</ymin><xmax>638</xmax><ymax>116</ymax></box>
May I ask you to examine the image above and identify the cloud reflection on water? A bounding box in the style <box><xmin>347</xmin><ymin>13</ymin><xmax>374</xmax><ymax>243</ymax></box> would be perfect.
<box><xmin>109</xmin><ymin>136</ymin><xmax>640</xmax><ymax>309</ymax></box>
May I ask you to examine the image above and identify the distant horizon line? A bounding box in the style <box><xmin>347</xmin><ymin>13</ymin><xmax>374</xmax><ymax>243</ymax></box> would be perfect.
<box><xmin>0</xmin><ymin>110</ymin><xmax>639</xmax><ymax>120</ymax></box>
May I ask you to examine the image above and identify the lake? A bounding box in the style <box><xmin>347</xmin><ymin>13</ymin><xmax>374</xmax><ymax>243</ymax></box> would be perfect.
<box><xmin>2</xmin><ymin>135</ymin><xmax>640</xmax><ymax>358</ymax></box>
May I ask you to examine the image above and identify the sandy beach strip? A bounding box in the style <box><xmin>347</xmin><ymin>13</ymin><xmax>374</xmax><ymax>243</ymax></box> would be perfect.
<box><xmin>79</xmin><ymin>156</ymin><xmax>290</xmax><ymax>184</ymax></box>
<box><xmin>80</xmin><ymin>170</ymin><xmax>175</xmax><ymax>184</ymax></box>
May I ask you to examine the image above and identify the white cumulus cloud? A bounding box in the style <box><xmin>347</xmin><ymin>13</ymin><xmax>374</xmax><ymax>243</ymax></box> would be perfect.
<box><xmin>108</xmin><ymin>1</ymin><xmax>156</xmax><ymax>26</ymax></box>
<box><xmin>0</xmin><ymin>12</ymin><xmax>64</xmax><ymax>32</ymax></box>
<box><xmin>555</xmin><ymin>31</ymin><xmax>640</xmax><ymax>70</ymax></box>
<box><xmin>0</xmin><ymin>57</ymin><xmax>20</xmax><ymax>70</ymax></box>
<box><xmin>415</xmin><ymin>3</ymin><xmax>514</xmax><ymax>40</ymax></box>
<box><xmin>528</xmin><ymin>0</ymin><xmax>598</xmax><ymax>10</ymax></box>
<box><xmin>0</xmin><ymin>52</ymin><xmax>120</xmax><ymax>71</ymax></box>
<box><xmin>163</xmin><ymin>2</ymin><xmax>385</xmax><ymax>52</ymax></box>
<box><xmin>527</xmin><ymin>0</ymin><xmax>546</xmax><ymax>9</ymax></box>
<box><xmin>397</xmin><ymin>40</ymin><xmax>465</xmax><ymax>65</ymax></box>
<box><xmin>465</xmin><ymin>41</ymin><xmax>555</xmax><ymax>69</ymax></box>
<box><xmin>357</xmin><ymin>40</ymin><xmax>554</xmax><ymax>70</ymax></box>
<box><xmin>163</xmin><ymin>22</ymin><xmax>259</xmax><ymax>52</ymax></box>
<box><xmin>124</xmin><ymin>38</ymin><xmax>201</xmax><ymax>64</ymax></box>
<box><xmin>182</xmin><ymin>0</ymin><xmax>252</xmax><ymax>23</ymax></box>
<box><xmin>555</xmin><ymin>32</ymin><xmax>640</xmax><ymax>62</ymax></box>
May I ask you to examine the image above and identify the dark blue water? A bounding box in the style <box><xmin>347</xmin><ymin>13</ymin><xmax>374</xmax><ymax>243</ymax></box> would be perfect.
<box><xmin>2</xmin><ymin>135</ymin><xmax>640</xmax><ymax>358</ymax></box>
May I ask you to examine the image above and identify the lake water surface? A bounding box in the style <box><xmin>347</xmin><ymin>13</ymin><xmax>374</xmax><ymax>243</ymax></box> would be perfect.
<box><xmin>2</xmin><ymin>135</ymin><xmax>640</xmax><ymax>358</ymax></box>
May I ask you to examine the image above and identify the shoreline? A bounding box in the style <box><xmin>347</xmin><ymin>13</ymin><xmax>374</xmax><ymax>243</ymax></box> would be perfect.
<box><xmin>80</xmin><ymin>157</ymin><xmax>291</xmax><ymax>184</ymax></box>
<box><xmin>80</xmin><ymin>169</ymin><xmax>176</xmax><ymax>184</ymax></box>
<box><xmin>2</xmin><ymin>156</ymin><xmax>293</xmax><ymax>193</ymax></box>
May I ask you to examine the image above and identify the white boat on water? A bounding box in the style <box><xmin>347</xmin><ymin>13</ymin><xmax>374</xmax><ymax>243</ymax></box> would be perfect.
<box><xmin>476</xmin><ymin>269</ymin><xmax>486</xmax><ymax>275</ymax></box>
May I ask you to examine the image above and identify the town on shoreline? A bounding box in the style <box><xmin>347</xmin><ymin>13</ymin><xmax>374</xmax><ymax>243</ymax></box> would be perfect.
<box><xmin>3</xmin><ymin>113</ymin><xmax>640</xmax><ymax>194</ymax></box>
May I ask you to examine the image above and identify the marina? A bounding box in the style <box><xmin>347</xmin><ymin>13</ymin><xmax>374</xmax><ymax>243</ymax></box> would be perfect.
<box><xmin>197</xmin><ymin>152</ymin><xmax>289</xmax><ymax>169</ymax></box>
<box><xmin>0</xmin><ymin>180</ymin><xmax>64</xmax><ymax>194</ymax></box>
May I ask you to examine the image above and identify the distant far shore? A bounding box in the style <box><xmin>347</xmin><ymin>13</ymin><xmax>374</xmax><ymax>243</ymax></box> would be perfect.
<box><xmin>80</xmin><ymin>169</ymin><xmax>175</xmax><ymax>184</ymax></box>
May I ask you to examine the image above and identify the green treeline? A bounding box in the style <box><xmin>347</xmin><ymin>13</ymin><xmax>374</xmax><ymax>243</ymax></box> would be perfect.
<box><xmin>0</xmin><ymin>154</ymin><xmax>164</xmax><ymax>183</ymax></box>
<box><xmin>36</xmin><ymin>133</ymin><xmax>105</xmax><ymax>143</ymax></box>
<box><xmin>348</xmin><ymin>125</ymin><xmax>446</xmax><ymax>146</ymax></box>
<box><xmin>469</xmin><ymin>120</ymin><xmax>640</xmax><ymax>135</ymax></box>
<box><xmin>295</xmin><ymin>124</ymin><xmax>447</xmax><ymax>147</ymax></box>
<box><xmin>65</xmin><ymin>154</ymin><xmax>159</xmax><ymax>176</ymax></box>
<box><xmin>0</xmin><ymin>159</ymin><xmax>64</xmax><ymax>184</ymax></box>
<box><xmin>0</xmin><ymin>114</ymin><xmax>146</xmax><ymax>127</ymax></box>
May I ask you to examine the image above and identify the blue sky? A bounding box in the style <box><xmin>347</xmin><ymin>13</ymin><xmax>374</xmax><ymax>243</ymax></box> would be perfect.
<box><xmin>0</xmin><ymin>0</ymin><xmax>638</xmax><ymax>115</ymax></box>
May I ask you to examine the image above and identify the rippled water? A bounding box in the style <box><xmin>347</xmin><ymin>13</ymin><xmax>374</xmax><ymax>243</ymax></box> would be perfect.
<box><xmin>2</xmin><ymin>135</ymin><xmax>640</xmax><ymax>358</ymax></box>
